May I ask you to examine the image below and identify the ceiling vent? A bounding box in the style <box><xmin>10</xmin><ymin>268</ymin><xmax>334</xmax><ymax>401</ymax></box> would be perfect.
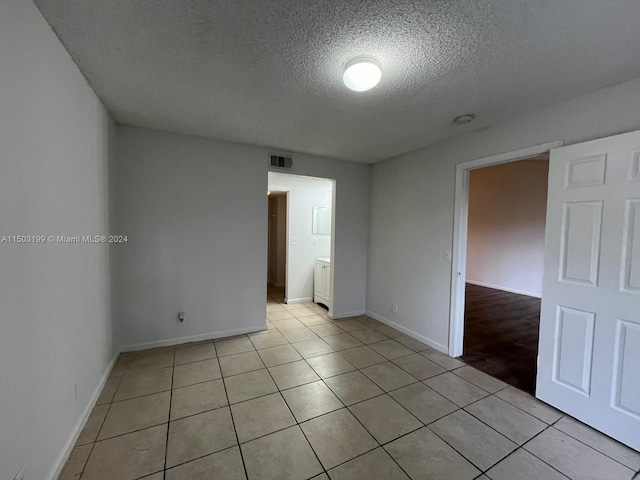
<box><xmin>269</xmin><ymin>154</ymin><xmax>293</xmax><ymax>169</ymax></box>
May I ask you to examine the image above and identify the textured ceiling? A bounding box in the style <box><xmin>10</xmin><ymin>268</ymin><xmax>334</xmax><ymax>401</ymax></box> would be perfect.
<box><xmin>34</xmin><ymin>0</ymin><xmax>640</xmax><ymax>163</ymax></box>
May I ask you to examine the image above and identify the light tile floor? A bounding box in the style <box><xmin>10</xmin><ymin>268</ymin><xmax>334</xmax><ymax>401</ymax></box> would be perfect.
<box><xmin>59</xmin><ymin>289</ymin><xmax>640</xmax><ymax>480</ymax></box>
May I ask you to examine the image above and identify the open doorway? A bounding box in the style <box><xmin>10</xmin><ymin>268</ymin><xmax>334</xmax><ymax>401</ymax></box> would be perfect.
<box><xmin>461</xmin><ymin>156</ymin><xmax>549</xmax><ymax>394</ymax></box>
<box><xmin>267</xmin><ymin>191</ymin><xmax>287</xmax><ymax>303</ymax></box>
<box><xmin>266</xmin><ymin>172</ymin><xmax>335</xmax><ymax>315</ymax></box>
<box><xmin>449</xmin><ymin>141</ymin><xmax>562</xmax><ymax>395</ymax></box>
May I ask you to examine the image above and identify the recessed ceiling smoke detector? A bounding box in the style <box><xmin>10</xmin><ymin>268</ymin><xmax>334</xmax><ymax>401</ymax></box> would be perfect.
<box><xmin>453</xmin><ymin>114</ymin><xmax>476</xmax><ymax>125</ymax></box>
<box><xmin>343</xmin><ymin>57</ymin><xmax>382</xmax><ymax>92</ymax></box>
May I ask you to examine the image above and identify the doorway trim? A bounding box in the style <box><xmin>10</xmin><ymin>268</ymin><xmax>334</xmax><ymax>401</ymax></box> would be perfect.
<box><xmin>448</xmin><ymin>141</ymin><xmax>563</xmax><ymax>357</ymax></box>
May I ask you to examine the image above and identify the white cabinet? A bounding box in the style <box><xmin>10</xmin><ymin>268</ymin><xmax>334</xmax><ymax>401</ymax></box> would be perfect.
<box><xmin>314</xmin><ymin>258</ymin><xmax>331</xmax><ymax>306</ymax></box>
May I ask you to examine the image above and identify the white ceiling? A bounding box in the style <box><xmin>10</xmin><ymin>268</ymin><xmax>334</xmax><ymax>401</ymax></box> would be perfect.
<box><xmin>34</xmin><ymin>0</ymin><xmax>640</xmax><ymax>163</ymax></box>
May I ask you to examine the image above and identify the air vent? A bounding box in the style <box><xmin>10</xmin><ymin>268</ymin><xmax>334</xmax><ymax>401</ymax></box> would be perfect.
<box><xmin>269</xmin><ymin>154</ymin><xmax>293</xmax><ymax>169</ymax></box>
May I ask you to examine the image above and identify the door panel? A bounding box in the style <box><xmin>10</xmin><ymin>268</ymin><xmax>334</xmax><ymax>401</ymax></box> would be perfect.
<box><xmin>621</xmin><ymin>199</ymin><xmax>640</xmax><ymax>292</ymax></box>
<box><xmin>630</xmin><ymin>151</ymin><xmax>640</xmax><ymax>181</ymax></box>
<box><xmin>538</xmin><ymin>130</ymin><xmax>640</xmax><ymax>450</ymax></box>
<box><xmin>552</xmin><ymin>306</ymin><xmax>595</xmax><ymax>396</ymax></box>
<box><xmin>613</xmin><ymin>319</ymin><xmax>640</xmax><ymax>419</ymax></box>
<box><xmin>560</xmin><ymin>201</ymin><xmax>602</xmax><ymax>285</ymax></box>
<box><xmin>565</xmin><ymin>154</ymin><xmax>606</xmax><ymax>188</ymax></box>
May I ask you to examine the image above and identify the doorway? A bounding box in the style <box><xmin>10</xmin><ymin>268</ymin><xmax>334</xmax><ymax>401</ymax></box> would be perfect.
<box><xmin>267</xmin><ymin>191</ymin><xmax>287</xmax><ymax>303</ymax></box>
<box><xmin>267</xmin><ymin>172</ymin><xmax>335</xmax><ymax>312</ymax></box>
<box><xmin>462</xmin><ymin>157</ymin><xmax>549</xmax><ymax>393</ymax></box>
<box><xmin>449</xmin><ymin>142</ymin><xmax>562</xmax><ymax>393</ymax></box>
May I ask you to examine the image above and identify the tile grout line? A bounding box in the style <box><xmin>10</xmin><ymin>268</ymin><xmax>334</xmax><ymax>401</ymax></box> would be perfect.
<box><xmin>257</xmin><ymin>308</ymin><xmax>385</xmax><ymax>477</ymax></box>
<box><xmin>340</xmin><ymin>394</ymin><xmax>423</xmax><ymax>479</ymax></box>
<box><xmin>308</xmin><ymin>370</ymin><xmax>427</xmax><ymax>477</ymax></box>
<box><xmin>77</xmin><ymin>361</ymin><xmax>124</xmax><ymax>480</ymax></box>
<box><xmin>91</xmin><ymin>337</ymin><xmax>404</xmax><ymax>470</ymax></box>
<box><xmin>295</xmin><ymin>340</ymin><xmax>431</xmax><ymax>479</ymax></box>
<box><xmin>263</xmin><ymin>363</ymin><xmax>330</xmax><ymax>478</ymax></box>
<box><xmin>218</xmin><ymin>348</ymin><xmax>251</xmax><ymax>480</ymax></box>
<box><xmin>510</xmin><ymin>424</ymin><xmax>573</xmax><ymax>479</ymax></box>
<box><xmin>488</xmin><ymin>387</ymin><xmax>564</xmax><ymax>425</ymax></box>
<box><xmin>547</xmin><ymin>416</ymin><xmax>640</xmax><ymax>472</ymax></box>
<box><xmin>423</xmin><ymin>418</ymin><xmax>494</xmax><ymax>476</ymax></box>
<box><xmin>420</xmin><ymin>381</ymin><xmax>571</xmax><ymax>477</ymax></box>
<box><xmin>158</xmin><ymin>445</ymin><xmax>246</xmax><ymax>476</ymax></box>
<box><xmin>87</xmin><ymin>347</ymin><xmax>477</xmax><ymax>477</ymax></box>
<box><xmin>161</xmin><ymin>349</ymin><xmax>176</xmax><ymax>477</ymax></box>
<box><xmin>333</xmin><ymin>350</ymin><xmax>522</xmax><ymax>477</ymax></box>
<box><xmin>297</xmin><ymin>349</ymin><xmax>391</xmax><ymax>477</ymax></box>
<box><xmin>78</xmin><ymin>304</ymin><xmax>639</xmax><ymax>480</ymax></box>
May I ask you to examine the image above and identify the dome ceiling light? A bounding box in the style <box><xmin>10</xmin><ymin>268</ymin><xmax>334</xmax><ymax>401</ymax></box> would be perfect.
<box><xmin>343</xmin><ymin>57</ymin><xmax>382</xmax><ymax>92</ymax></box>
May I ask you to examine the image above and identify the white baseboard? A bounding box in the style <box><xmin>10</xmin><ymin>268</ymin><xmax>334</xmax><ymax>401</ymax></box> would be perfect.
<box><xmin>365</xmin><ymin>310</ymin><xmax>448</xmax><ymax>354</ymax></box>
<box><xmin>330</xmin><ymin>309</ymin><xmax>365</xmax><ymax>320</ymax></box>
<box><xmin>47</xmin><ymin>351</ymin><xmax>120</xmax><ymax>480</ymax></box>
<box><xmin>285</xmin><ymin>297</ymin><xmax>313</xmax><ymax>305</ymax></box>
<box><xmin>121</xmin><ymin>325</ymin><xmax>267</xmax><ymax>352</ymax></box>
<box><xmin>466</xmin><ymin>280</ymin><xmax>541</xmax><ymax>298</ymax></box>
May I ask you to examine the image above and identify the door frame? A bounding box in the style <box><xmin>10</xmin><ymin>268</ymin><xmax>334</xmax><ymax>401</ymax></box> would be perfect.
<box><xmin>448</xmin><ymin>141</ymin><xmax>563</xmax><ymax>357</ymax></box>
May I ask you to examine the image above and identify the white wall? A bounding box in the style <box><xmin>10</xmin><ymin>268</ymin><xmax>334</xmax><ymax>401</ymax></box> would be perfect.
<box><xmin>367</xmin><ymin>76</ymin><xmax>640</xmax><ymax>351</ymax></box>
<box><xmin>0</xmin><ymin>1</ymin><xmax>115</xmax><ymax>479</ymax></box>
<box><xmin>112</xmin><ymin>126</ymin><xmax>268</xmax><ymax>349</ymax></box>
<box><xmin>112</xmin><ymin>128</ymin><xmax>370</xmax><ymax>348</ymax></box>
<box><xmin>268</xmin><ymin>173</ymin><xmax>333</xmax><ymax>304</ymax></box>
<box><xmin>466</xmin><ymin>159</ymin><xmax>549</xmax><ymax>297</ymax></box>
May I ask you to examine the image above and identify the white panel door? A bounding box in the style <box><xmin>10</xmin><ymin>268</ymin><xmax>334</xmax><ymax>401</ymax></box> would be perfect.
<box><xmin>538</xmin><ymin>130</ymin><xmax>640</xmax><ymax>449</ymax></box>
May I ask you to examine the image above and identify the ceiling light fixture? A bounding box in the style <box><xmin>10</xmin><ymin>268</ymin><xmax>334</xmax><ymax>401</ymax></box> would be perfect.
<box><xmin>453</xmin><ymin>114</ymin><xmax>476</xmax><ymax>125</ymax></box>
<box><xmin>343</xmin><ymin>57</ymin><xmax>382</xmax><ymax>92</ymax></box>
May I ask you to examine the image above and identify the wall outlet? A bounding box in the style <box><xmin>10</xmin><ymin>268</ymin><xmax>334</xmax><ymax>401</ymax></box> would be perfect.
<box><xmin>74</xmin><ymin>382</ymin><xmax>79</xmax><ymax>402</ymax></box>
<box><xmin>177</xmin><ymin>312</ymin><xmax>185</xmax><ymax>325</ymax></box>
<box><xmin>444</xmin><ymin>249</ymin><xmax>451</xmax><ymax>261</ymax></box>
<box><xmin>391</xmin><ymin>303</ymin><xmax>398</xmax><ymax>314</ymax></box>
<box><xmin>14</xmin><ymin>466</ymin><xmax>24</xmax><ymax>480</ymax></box>
<box><xmin>290</xmin><ymin>236</ymin><xmax>299</xmax><ymax>246</ymax></box>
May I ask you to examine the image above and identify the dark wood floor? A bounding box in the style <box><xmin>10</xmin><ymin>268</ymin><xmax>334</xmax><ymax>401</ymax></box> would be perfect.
<box><xmin>462</xmin><ymin>283</ymin><xmax>541</xmax><ymax>394</ymax></box>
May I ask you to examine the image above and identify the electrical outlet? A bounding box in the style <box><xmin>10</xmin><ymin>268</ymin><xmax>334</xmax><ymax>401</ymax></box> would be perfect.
<box><xmin>14</xmin><ymin>466</ymin><xmax>24</xmax><ymax>480</ymax></box>
<box><xmin>177</xmin><ymin>312</ymin><xmax>185</xmax><ymax>325</ymax></box>
<box><xmin>391</xmin><ymin>303</ymin><xmax>398</xmax><ymax>314</ymax></box>
<box><xmin>444</xmin><ymin>250</ymin><xmax>451</xmax><ymax>261</ymax></box>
